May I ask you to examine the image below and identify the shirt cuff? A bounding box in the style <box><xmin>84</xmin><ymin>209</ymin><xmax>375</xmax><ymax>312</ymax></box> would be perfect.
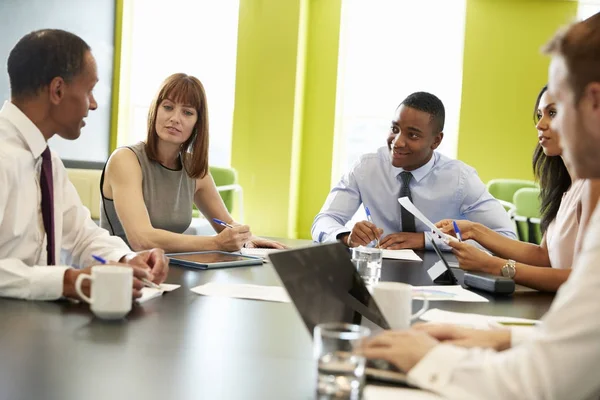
<box><xmin>510</xmin><ymin>326</ymin><xmax>536</xmax><ymax>347</ymax></box>
<box><xmin>29</xmin><ymin>266</ymin><xmax>71</xmax><ymax>300</ymax></box>
<box><xmin>329</xmin><ymin>228</ymin><xmax>351</xmax><ymax>244</ymax></box>
<box><xmin>407</xmin><ymin>344</ymin><xmax>469</xmax><ymax>390</ymax></box>
<box><xmin>91</xmin><ymin>249</ymin><xmax>133</xmax><ymax>266</ymax></box>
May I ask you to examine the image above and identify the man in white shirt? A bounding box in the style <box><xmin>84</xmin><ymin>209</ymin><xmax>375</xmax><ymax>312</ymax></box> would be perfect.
<box><xmin>0</xmin><ymin>29</ymin><xmax>168</xmax><ymax>301</ymax></box>
<box><xmin>362</xmin><ymin>12</ymin><xmax>600</xmax><ymax>400</ymax></box>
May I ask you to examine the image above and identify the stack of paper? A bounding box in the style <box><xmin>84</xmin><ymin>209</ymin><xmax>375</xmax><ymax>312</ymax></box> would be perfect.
<box><xmin>191</xmin><ymin>282</ymin><xmax>291</xmax><ymax>303</ymax></box>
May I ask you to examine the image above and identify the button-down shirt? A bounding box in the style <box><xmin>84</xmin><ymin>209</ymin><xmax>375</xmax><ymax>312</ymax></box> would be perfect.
<box><xmin>408</xmin><ymin>203</ymin><xmax>600</xmax><ymax>400</ymax></box>
<box><xmin>0</xmin><ymin>101</ymin><xmax>131</xmax><ymax>300</ymax></box>
<box><xmin>312</xmin><ymin>147</ymin><xmax>516</xmax><ymax>249</ymax></box>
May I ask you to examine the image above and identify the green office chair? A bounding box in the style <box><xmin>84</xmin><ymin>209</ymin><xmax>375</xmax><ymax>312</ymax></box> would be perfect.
<box><xmin>513</xmin><ymin>188</ymin><xmax>542</xmax><ymax>245</ymax></box>
<box><xmin>192</xmin><ymin>166</ymin><xmax>244</xmax><ymax>222</ymax></box>
<box><xmin>487</xmin><ymin>179</ymin><xmax>538</xmax><ymax>239</ymax></box>
<box><xmin>487</xmin><ymin>179</ymin><xmax>539</xmax><ymax>203</ymax></box>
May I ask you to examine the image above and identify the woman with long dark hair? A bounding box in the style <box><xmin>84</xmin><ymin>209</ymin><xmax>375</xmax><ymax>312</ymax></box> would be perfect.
<box><xmin>435</xmin><ymin>85</ymin><xmax>600</xmax><ymax>292</ymax></box>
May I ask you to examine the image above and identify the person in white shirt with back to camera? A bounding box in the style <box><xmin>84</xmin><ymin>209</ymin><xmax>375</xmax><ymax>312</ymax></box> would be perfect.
<box><xmin>362</xmin><ymin>12</ymin><xmax>600</xmax><ymax>400</ymax></box>
<box><xmin>0</xmin><ymin>29</ymin><xmax>169</xmax><ymax>301</ymax></box>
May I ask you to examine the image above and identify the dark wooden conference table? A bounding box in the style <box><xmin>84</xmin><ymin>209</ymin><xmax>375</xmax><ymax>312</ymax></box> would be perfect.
<box><xmin>0</xmin><ymin>238</ymin><xmax>555</xmax><ymax>400</ymax></box>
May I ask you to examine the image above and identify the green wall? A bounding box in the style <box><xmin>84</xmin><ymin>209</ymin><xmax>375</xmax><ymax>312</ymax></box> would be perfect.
<box><xmin>231</xmin><ymin>0</ymin><xmax>341</xmax><ymax>239</ymax></box>
<box><xmin>231</xmin><ymin>0</ymin><xmax>307</xmax><ymax>238</ymax></box>
<box><xmin>457</xmin><ymin>0</ymin><xmax>577</xmax><ymax>183</ymax></box>
<box><xmin>296</xmin><ymin>0</ymin><xmax>342</xmax><ymax>239</ymax></box>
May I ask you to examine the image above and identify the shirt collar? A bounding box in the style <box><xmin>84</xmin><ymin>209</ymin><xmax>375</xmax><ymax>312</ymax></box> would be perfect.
<box><xmin>0</xmin><ymin>101</ymin><xmax>47</xmax><ymax>159</ymax></box>
<box><xmin>391</xmin><ymin>152</ymin><xmax>437</xmax><ymax>183</ymax></box>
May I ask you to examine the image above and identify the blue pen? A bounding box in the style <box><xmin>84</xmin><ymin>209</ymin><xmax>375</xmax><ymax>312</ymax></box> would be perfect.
<box><xmin>92</xmin><ymin>254</ymin><xmax>107</xmax><ymax>264</ymax></box>
<box><xmin>91</xmin><ymin>254</ymin><xmax>160</xmax><ymax>289</ymax></box>
<box><xmin>452</xmin><ymin>221</ymin><xmax>463</xmax><ymax>242</ymax></box>
<box><xmin>213</xmin><ymin>218</ymin><xmax>234</xmax><ymax>228</ymax></box>
<box><xmin>364</xmin><ymin>206</ymin><xmax>380</xmax><ymax>248</ymax></box>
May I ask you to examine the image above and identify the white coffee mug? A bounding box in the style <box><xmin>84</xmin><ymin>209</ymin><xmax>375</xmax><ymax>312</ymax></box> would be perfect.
<box><xmin>372</xmin><ymin>282</ymin><xmax>429</xmax><ymax>330</ymax></box>
<box><xmin>75</xmin><ymin>266</ymin><xmax>133</xmax><ymax>320</ymax></box>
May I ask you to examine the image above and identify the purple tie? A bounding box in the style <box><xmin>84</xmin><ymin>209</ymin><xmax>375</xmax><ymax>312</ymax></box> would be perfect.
<box><xmin>40</xmin><ymin>147</ymin><xmax>55</xmax><ymax>265</ymax></box>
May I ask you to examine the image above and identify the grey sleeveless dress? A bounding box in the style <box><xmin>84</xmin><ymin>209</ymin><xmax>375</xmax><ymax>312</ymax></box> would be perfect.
<box><xmin>99</xmin><ymin>142</ymin><xmax>195</xmax><ymax>246</ymax></box>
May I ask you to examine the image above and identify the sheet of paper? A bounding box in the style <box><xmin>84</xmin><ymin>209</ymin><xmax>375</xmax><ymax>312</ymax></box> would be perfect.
<box><xmin>412</xmin><ymin>286</ymin><xmax>489</xmax><ymax>302</ymax></box>
<box><xmin>397</xmin><ymin>197</ymin><xmax>457</xmax><ymax>243</ymax></box>
<box><xmin>240</xmin><ymin>248</ymin><xmax>282</xmax><ymax>260</ymax></box>
<box><xmin>419</xmin><ymin>308</ymin><xmax>540</xmax><ymax>329</ymax></box>
<box><xmin>364</xmin><ymin>385</ymin><xmax>444</xmax><ymax>400</ymax></box>
<box><xmin>191</xmin><ymin>282</ymin><xmax>291</xmax><ymax>303</ymax></box>
<box><xmin>136</xmin><ymin>283</ymin><xmax>181</xmax><ymax>304</ymax></box>
<box><xmin>381</xmin><ymin>249</ymin><xmax>422</xmax><ymax>261</ymax></box>
<box><xmin>159</xmin><ymin>283</ymin><xmax>181</xmax><ymax>292</ymax></box>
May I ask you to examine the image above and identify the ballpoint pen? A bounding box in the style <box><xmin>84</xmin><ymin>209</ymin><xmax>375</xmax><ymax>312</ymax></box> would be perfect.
<box><xmin>452</xmin><ymin>220</ymin><xmax>463</xmax><ymax>242</ymax></box>
<box><xmin>213</xmin><ymin>218</ymin><xmax>234</xmax><ymax>229</ymax></box>
<box><xmin>92</xmin><ymin>254</ymin><xmax>161</xmax><ymax>290</ymax></box>
<box><xmin>364</xmin><ymin>206</ymin><xmax>380</xmax><ymax>248</ymax></box>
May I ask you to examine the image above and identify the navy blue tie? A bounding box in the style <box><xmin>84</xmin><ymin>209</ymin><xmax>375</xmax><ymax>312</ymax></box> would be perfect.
<box><xmin>399</xmin><ymin>171</ymin><xmax>416</xmax><ymax>233</ymax></box>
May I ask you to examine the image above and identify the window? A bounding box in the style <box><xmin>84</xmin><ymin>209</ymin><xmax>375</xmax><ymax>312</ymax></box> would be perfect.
<box><xmin>334</xmin><ymin>0</ymin><xmax>467</xmax><ymax>179</ymax></box>
<box><xmin>121</xmin><ymin>0</ymin><xmax>240</xmax><ymax>167</ymax></box>
<box><xmin>578</xmin><ymin>1</ymin><xmax>600</xmax><ymax>19</ymax></box>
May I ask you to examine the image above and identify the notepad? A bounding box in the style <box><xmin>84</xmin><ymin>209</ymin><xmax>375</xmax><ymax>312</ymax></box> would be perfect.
<box><xmin>190</xmin><ymin>282</ymin><xmax>291</xmax><ymax>303</ymax></box>
<box><xmin>136</xmin><ymin>283</ymin><xmax>181</xmax><ymax>304</ymax></box>
<box><xmin>419</xmin><ymin>308</ymin><xmax>540</xmax><ymax>328</ymax></box>
<box><xmin>381</xmin><ymin>249</ymin><xmax>422</xmax><ymax>261</ymax></box>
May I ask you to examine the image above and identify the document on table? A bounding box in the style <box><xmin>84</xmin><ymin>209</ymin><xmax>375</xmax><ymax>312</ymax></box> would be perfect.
<box><xmin>240</xmin><ymin>247</ymin><xmax>283</xmax><ymax>259</ymax></box>
<box><xmin>364</xmin><ymin>385</ymin><xmax>444</xmax><ymax>399</ymax></box>
<box><xmin>191</xmin><ymin>282</ymin><xmax>291</xmax><ymax>303</ymax></box>
<box><xmin>419</xmin><ymin>308</ymin><xmax>541</xmax><ymax>329</ymax></box>
<box><xmin>381</xmin><ymin>249</ymin><xmax>422</xmax><ymax>261</ymax></box>
<box><xmin>412</xmin><ymin>285</ymin><xmax>489</xmax><ymax>302</ymax></box>
<box><xmin>136</xmin><ymin>283</ymin><xmax>181</xmax><ymax>304</ymax></box>
<box><xmin>397</xmin><ymin>197</ymin><xmax>457</xmax><ymax>243</ymax></box>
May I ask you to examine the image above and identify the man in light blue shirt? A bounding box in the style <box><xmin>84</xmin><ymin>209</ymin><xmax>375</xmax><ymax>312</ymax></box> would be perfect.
<box><xmin>311</xmin><ymin>92</ymin><xmax>515</xmax><ymax>250</ymax></box>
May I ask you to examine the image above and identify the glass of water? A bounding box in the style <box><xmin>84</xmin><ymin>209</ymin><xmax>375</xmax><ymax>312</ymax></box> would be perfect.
<box><xmin>351</xmin><ymin>246</ymin><xmax>383</xmax><ymax>287</ymax></box>
<box><xmin>314</xmin><ymin>322</ymin><xmax>370</xmax><ymax>399</ymax></box>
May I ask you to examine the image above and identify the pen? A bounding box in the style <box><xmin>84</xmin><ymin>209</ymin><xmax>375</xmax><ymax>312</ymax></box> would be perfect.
<box><xmin>213</xmin><ymin>218</ymin><xmax>234</xmax><ymax>229</ymax></box>
<box><xmin>92</xmin><ymin>254</ymin><xmax>161</xmax><ymax>290</ymax></box>
<box><xmin>496</xmin><ymin>321</ymin><xmax>537</xmax><ymax>327</ymax></box>
<box><xmin>452</xmin><ymin>221</ymin><xmax>463</xmax><ymax>242</ymax></box>
<box><xmin>364</xmin><ymin>206</ymin><xmax>380</xmax><ymax>248</ymax></box>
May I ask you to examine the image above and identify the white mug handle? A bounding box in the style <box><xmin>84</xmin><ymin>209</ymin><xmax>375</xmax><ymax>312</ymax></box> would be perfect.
<box><xmin>410</xmin><ymin>297</ymin><xmax>429</xmax><ymax>321</ymax></box>
<box><xmin>75</xmin><ymin>274</ymin><xmax>93</xmax><ymax>304</ymax></box>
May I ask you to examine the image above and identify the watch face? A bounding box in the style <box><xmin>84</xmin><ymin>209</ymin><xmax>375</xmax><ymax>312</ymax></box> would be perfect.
<box><xmin>502</xmin><ymin>264</ymin><xmax>515</xmax><ymax>278</ymax></box>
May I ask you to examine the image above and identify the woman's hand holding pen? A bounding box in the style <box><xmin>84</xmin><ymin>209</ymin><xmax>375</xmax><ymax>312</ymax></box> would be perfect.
<box><xmin>215</xmin><ymin>224</ymin><xmax>252</xmax><ymax>251</ymax></box>
<box><xmin>347</xmin><ymin>221</ymin><xmax>383</xmax><ymax>247</ymax></box>
<box><xmin>435</xmin><ymin>219</ymin><xmax>479</xmax><ymax>241</ymax></box>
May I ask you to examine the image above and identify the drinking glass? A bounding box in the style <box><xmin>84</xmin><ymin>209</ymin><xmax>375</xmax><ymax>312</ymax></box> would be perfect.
<box><xmin>314</xmin><ymin>323</ymin><xmax>370</xmax><ymax>399</ymax></box>
<box><xmin>351</xmin><ymin>246</ymin><xmax>383</xmax><ymax>287</ymax></box>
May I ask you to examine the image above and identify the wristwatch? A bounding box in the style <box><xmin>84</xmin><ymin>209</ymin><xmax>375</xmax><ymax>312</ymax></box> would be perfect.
<box><xmin>501</xmin><ymin>259</ymin><xmax>516</xmax><ymax>278</ymax></box>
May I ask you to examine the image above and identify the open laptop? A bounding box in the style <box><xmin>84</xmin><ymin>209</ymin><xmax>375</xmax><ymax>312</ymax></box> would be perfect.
<box><xmin>268</xmin><ymin>242</ymin><xmax>409</xmax><ymax>385</ymax></box>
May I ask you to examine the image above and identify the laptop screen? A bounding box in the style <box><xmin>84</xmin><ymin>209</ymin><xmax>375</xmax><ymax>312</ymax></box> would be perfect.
<box><xmin>269</xmin><ymin>243</ymin><xmax>390</xmax><ymax>335</ymax></box>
